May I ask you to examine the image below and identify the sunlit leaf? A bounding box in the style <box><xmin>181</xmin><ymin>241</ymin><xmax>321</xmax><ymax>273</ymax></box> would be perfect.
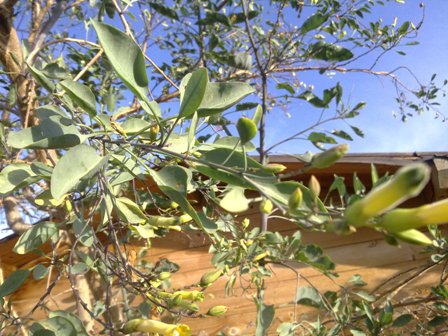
<box><xmin>13</xmin><ymin>221</ymin><xmax>58</xmax><ymax>254</ymax></box>
<box><xmin>179</xmin><ymin>68</ymin><xmax>208</xmax><ymax>118</ymax></box>
<box><xmin>92</xmin><ymin>21</ymin><xmax>149</xmax><ymax>100</ymax></box>
<box><xmin>219</xmin><ymin>187</ymin><xmax>250</xmax><ymax>213</ymax></box>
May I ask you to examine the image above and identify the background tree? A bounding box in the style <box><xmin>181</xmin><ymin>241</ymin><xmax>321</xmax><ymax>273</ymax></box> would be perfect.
<box><xmin>0</xmin><ymin>0</ymin><xmax>447</xmax><ymax>335</ymax></box>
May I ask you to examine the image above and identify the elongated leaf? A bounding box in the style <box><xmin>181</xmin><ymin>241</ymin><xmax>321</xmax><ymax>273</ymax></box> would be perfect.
<box><xmin>0</xmin><ymin>269</ymin><xmax>30</xmax><ymax>297</ymax></box>
<box><xmin>35</xmin><ymin>105</ymin><xmax>68</xmax><ymax>120</ymax></box>
<box><xmin>51</xmin><ymin>144</ymin><xmax>107</xmax><ymax>199</ymax></box>
<box><xmin>309</xmin><ymin>41</ymin><xmax>353</xmax><ymax>62</ymax></box>
<box><xmin>308</xmin><ymin>132</ymin><xmax>337</xmax><ymax>144</ymax></box>
<box><xmin>7</xmin><ymin>116</ymin><xmax>85</xmax><ymax>149</ymax></box>
<box><xmin>179</xmin><ymin>68</ymin><xmax>208</xmax><ymax>118</ymax></box>
<box><xmin>13</xmin><ymin>221</ymin><xmax>59</xmax><ymax>254</ymax></box>
<box><xmin>149</xmin><ymin>3</ymin><xmax>179</xmax><ymax>20</ymax></box>
<box><xmin>198</xmin><ymin>82</ymin><xmax>254</xmax><ymax>117</ymax></box>
<box><xmin>92</xmin><ymin>21</ymin><xmax>148</xmax><ymax>100</ymax></box>
<box><xmin>60</xmin><ymin>80</ymin><xmax>96</xmax><ymax>117</ymax></box>
<box><xmin>301</xmin><ymin>12</ymin><xmax>329</xmax><ymax>34</ymax></box>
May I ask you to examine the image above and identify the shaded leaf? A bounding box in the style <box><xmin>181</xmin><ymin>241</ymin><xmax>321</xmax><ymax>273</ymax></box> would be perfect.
<box><xmin>13</xmin><ymin>221</ymin><xmax>58</xmax><ymax>254</ymax></box>
<box><xmin>309</xmin><ymin>41</ymin><xmax>353</xmax><ymax>62</ymax></box>
<box><xmin>31</xmin><ymin>316</ymin><xmax>77</xmax><ymax>336</ymax></box>
<box><xmin>308</xmin><ymin>132</ymin><xmax>337</xmax><ymax>144</ymax></box>
<box><xmin>301</xmin><ymin>12</ymin><xmax>329</xmax><ymax>34</ymax></box>
<box><xmin>149</xmin><ymin>2</ymin><xmax>179</xmax><ymax>20</ymax></box>
<box><xmin>255</xmin><ymin>297</ymin><xmax>275</xmax><ymax>336</ymax></box>
<box><xmin>0</xmin><ymin>269</ymin><xmax>30</xmax><ymax>297</ymax></box>
<box><xmin>60</xmin><ymin>80</ymin><xmax>96</xmax><ymax>117</ymax></box>
<box><xmin>7</xmin><ymin>116</ymin><xmax>85</xmax><ymax>149</ymax></box>
<box><xmin>48</xmin><ymin>311</ymin><xmax>88</xmax><ymax>336</ymax></box>
<box><xmin>296</xmin><ymin>286</ymin><xmax>322</xmax><ymax>307</ymax></box>
<box><xmin>0</xmin><ymin>163</ymin><xmax>40</xmax><ymax>195</ymax></box>
<box><xmin>116</xmin><ymin>197</ymin><xmax>147</xmax><ymax>224</ymax></box>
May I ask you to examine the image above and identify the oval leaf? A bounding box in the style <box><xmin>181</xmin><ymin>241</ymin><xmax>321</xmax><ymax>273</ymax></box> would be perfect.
<box><xmin>51</xmin><ymin>144</ymin><xmax>107</xmax><ymax>199</ymax></box>
<box><xmin>13</xmin><ymin>221</ymin><xmax>58</xmax><ymax>255</ymax></box>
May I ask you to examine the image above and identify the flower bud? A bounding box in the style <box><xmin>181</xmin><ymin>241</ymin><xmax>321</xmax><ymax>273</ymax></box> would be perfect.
<box><xmin>207</xmin><ymin>305</ymin><xmax>228</xmax><ymax>316</ymax></box>
<box><xmin>345</xmin><ymin>163</ymin><xmax>430</xmax><ymax>227</ymax></box>
<box><xmin>392</xmin><ymin>229</ymin><xmax>432</xmax><ymax>246</ymax></box>
<box><xmin>288</xmin><ymin>187</ymin><xmax>303</xmax><ymax>212</ymax></box>
<box><xmin>149</xmin><ymin>124</ymin><xmax>160</xmax><ymax>141</ymax></box>
<box><xmin>262</xmin><ymin>163</ymin><xmax>287</xmax><ymax>173</ymax></box>
<box><xmin>122</xmin><ymin>319</ymin><xmax>190</xmax><ymax>335</ymax></box>
<box><xmin>310</xmin><ymin>144</ymin><xmax>349</xmax><ymax>169</ymax></box>
<box><xmin>158</xmin><ymin>272</ymin><xmax>171</xmax><ymax>281</ymax></box>
<box><xmin>308</xmin><ymin>175</ymin><xmax>321</xmax><ymax>199</ymax></box>
<box><xmin>260</xmin><ymin>199</ymin><xmax>273</xmax><ymax>214</ymax></box>
<box><xmin>199</xmin><ymin>269</ymin><xmax>223</xmax><ymax>287</ymax></box>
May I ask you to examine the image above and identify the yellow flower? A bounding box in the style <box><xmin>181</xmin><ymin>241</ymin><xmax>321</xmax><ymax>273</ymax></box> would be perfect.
<box><xmin>122</xmin><ymin>319</ymin><xmax>191</xmax><ymax>336</ymax></box>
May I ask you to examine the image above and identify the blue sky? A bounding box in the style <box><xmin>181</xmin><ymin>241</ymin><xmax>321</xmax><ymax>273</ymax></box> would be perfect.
<box><xmin>266</xmin><ymin>1</ymin><xmax>448</xmax><ymax>154</ymax></box>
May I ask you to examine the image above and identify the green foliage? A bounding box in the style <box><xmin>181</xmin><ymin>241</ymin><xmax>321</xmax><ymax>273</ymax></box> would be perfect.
<box><xmin>0</xmin><ymin>0</ymin><xmax>446</xmax><ymax>335</ymax></box>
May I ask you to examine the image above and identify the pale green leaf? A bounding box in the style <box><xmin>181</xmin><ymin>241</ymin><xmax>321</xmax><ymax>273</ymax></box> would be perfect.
<box><xmin>116</xmin><ymin>197</ymin><xmax>147</xmax><ymax>224</ymax></box>
<box><xmin>0</xmin><ymin>163</ymin><xmax>41</xmax><ymax>195</ymax></box>
<box><xmin>219</xmin><ymin>187</ymin><xmax>250</xmax><ymax>213</ymax></box>
<box><xmin>48</xmin><ymin>311</ymin><xmax>88</xmax><ymax>336</ymax></box>
<box><xmin>51</xmin><ymin>144</ymin><xmax>107</xmax><ymax>199</ymax></box>
<box><xmin>31</xmin><ymin>316</ymin><xmax>77</xmax><ymax>336</ymax></box>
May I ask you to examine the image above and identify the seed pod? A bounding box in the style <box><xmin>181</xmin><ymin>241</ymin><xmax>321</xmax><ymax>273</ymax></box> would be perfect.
<box><xmin>260</xmin><ymin>199</ymin><xmax>274</xmax><ymax>214</ymax></box>
<box><xmin>236</xmin><ymin>117</ymin><xmax>257</xmax><ymax>144</ymax></box>
<box><xmin>310</xmin><ymin>144</ymin><xmax>349</xmax><ymax>169</ymax></box>
<box><xmin>392</xmin><ymin>229</ymin><xmax>432</xmax><ymax>246</ymax></box>
<box><xmin>288</xmin><ymin>187</ymin><xmax>303</xmax><ymax>212</ymax></box>
<box><xmin>378</xmin><ymin>198</ymin><xmax>448</xmax><ymax>233</ymax></box>
<box><xmin>207</xmin><ymin>305</ymin><xmax>228</xmax><ymax>316</ymax></box>
<box><xmin>173</xmin><ymin>290</ymin><xmax>205</xmax><ymax>302</ymax></box>
<box><xmin>253</xmin><ymin>251</ymin><xmax>270</xmax><ymax>262</ymax></box>
<box><xmin>199</xmin><ymin>269</ymin><xmax>223</xmax><ymax>287</ymax></box>
<box><xmin>345</xmin><ymin>163</ymin><xmax>430</xmax><ymax>227</ymax></box>
<box><xmin>262</xmin><ymin>163</ymin><xmax>287</xmax><ymax>173</ymax></box>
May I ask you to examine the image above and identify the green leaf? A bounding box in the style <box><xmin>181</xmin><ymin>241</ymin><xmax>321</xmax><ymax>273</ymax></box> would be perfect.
<box><xmin>197</xmin><ymin>82</ymin><xmax>255</xmax><ymax>117</ymax></box>
<box><xmin>48</xmin><ymin>311</ymin><xmax>88</xmax><ymax>336</ymax></box>
<box><xmin>392</xmin><ymin>314</ymin><xmax>412</xmax><ymax>327</ymax></box>
<box><xmin>7</xmin><ymin>116</ymin><xmax>85</xmax><ymax>149</ymax></box>
<box><xmin>255</xmin><ymin>298</ymin><xmax>275</xmax><ymax>336</ymax></box>
<box><xmin>219</xmin><ymin>187</ymin><xmax>250</xmax><ymax>213</ymax></box>
<box><xmin>129</xmin><ymin>224</ymin><xmax>156</xmax><ymax>238</ymax></box>
<box><xmin>28</xmin><ymin>64</ymin><xmax>55</xmax><ymax>92</ymax></box>
<box><xmin>350</xmin><ymin>125</ymin><xmax>364</xmax><ymax>138</ymax></box>
<box><xmin>31</xmin><ymin>316</ymin><xmax>77</xmax><ymax>336</ymax></box>
<box><xmin>201</xmin><ymin>136</ymin><xmax>256</xmax><ymax>152</ymax></box>
<box><xmin>301</xmin><ymin>12</ymin><xmax>329</xmax><ymax>34</ymax></box>
<box><xmin>252</xmin><ymin>105</ymin><xmax>262</xmax><ymax>125</ymax></box>
<box><xmin>298</xmin><ymin>91</ymin><xmax>327</xmax><ymax>108</ymax></box>
<box><xmin>120</xmin><ymin>117</ymin><xmax>152</xmax><ymax>135</ymax></box>
<box><xmin>13</xmin><ymin>221</ymin><xmax>59</xmax><ymax>254</ymax></box>
<box><xmin>0</xmin><ymin>269</ymin><xmax>30</xmax><ymax>297</ymax></box>
<box><xmin>149</xmin><ymin>2</ymin><xmax>179</xmax><ymax>20</ymax></box>
<box><xmin>276</xmin><ymin>82</ymin><xmax>295</xmax><ymax>94</ymax></box>
<box><xmin>308</xmin><ymin>132</ymin><xmax>337</xmax><ymax>144</ymax></box>
<box><xmin>73</xmin><ymin>217</ymin><xmax>94</xmax><ymax>247</ymax></box>
<box><xmin>296</xmin><ymin>286</ymin><xmax>322</xmax><ymax>307</ymax></box>
<box><xmin>51</xmin><ymin>144</ymin><xmax>107</xmax><ymax>199</ymax></box>
<box><xmin>60</xmin><ymin>80</ymin><xmax>96</xmax><ymax>117</ymax></box>
<box><xmin>92</xmin><ymin>21</ymin><xmax>148</xmax><ymax>100</ymax></box>
<box><xmin>33</xmin><ymin>264</ymin><xmax>49</xmax><ymax>280</ymax></box>
<box><xmin>179</xmin><ymin>68</ymin><xmax>208</xmax><ymax>118</ymax></box>
<box><xmin>0</xmin><ymin>163</ymin><xmax>40</xmax><ymax>195</ymax></box>
<box><xmin>331</xmin><ymin>129</ymin><xmax>353</xmax><ymax>141</ymax></box>
<box><xmin>116</xmin><ymin>197</ymin><xmax>147</xmax><ymax>224</ymax></box>
<box><xmin>188</xmin><ymin>112</ymin><xmax>198</xmax><ymax>152</ymax></box>
<box><xmin>309</xmin><ymin>41</ymin><xmax>354</xmax><ymax>62</ymax></box>
<box><xmin>35</xmin><ymin>105</ymin><xmax>68</xmax><ymax>120</ymax></box>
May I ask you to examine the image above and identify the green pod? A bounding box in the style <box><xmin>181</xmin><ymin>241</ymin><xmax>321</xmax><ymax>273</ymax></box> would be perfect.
<box><xmin>236</xmin><ymin>117</ymin><xmax>257</xmax><ymax>144</ymax></box>
<box><xmin>260</xmin><ymin>199</ymin><xmax>274</xmax><ymax>214</ymax></box>
<box><xmin>262</xmin><ymin>163</ymin><xmax>287</xmax><ymax>173</ymax></box>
